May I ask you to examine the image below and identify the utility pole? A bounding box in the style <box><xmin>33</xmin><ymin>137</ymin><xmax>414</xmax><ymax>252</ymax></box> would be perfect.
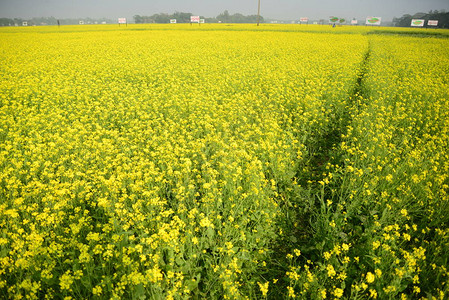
<box><xmin>257</xmin><ymin>0</ymin><xmax>261</xmax><ymax>26</ymax></box>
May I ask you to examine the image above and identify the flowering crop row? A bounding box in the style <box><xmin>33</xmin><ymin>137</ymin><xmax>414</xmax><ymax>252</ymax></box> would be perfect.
<box><xmin>1</xmin><ymin>24</ymin><xmax>448</xmax><ymax>299</ymax></box>
<box><xmin>0</xmin><ymin>25</ymin><xmax>366</xmax><ymax>299</ymax></box>
<box><xmin>283</xmin><ymin>32</ymin><xmax>449</xmax><ymax>299</ymax></box>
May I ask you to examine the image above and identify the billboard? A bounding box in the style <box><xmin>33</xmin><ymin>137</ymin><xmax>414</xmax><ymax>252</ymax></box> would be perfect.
<box><xmin>366</xmin><ymin>17</ymin><xmax>381</xmax><ymax>25</ymax></box>
<box><xmin>118</xmin><ymin>18</ymin><xmax>127</xmax><ymax>24</ymax></box>
<box><xmin>351</xmin><ymin>19</ymin><xmax>358</xmax><ymax>25</ymax></box>
<box><xmin>329</xmin><ymin>17</ymin><xmax>339</xmax><ymax>23</ymax></box>
<box><xmin>428</xmin><ymin>20</ymin><xmax>438</xmax><ymax>26</ymax></box>
<box><xmin>170</xmin><ymin>19</ymin><xmax>177</xmax><ymax>24</ymax></box>
<box><xmin>300</xmin><ymin>17</ymin><xmax>309</xmax><ymax>23</ymax></box>
<box><xmin>411</xmin><ymin>19</ymin><xmax>425</xmax><ymax>27</ymax></box>
<box><xmin>190</xmin><ymin>16</ymin><xmax>200</xmax><ymax>23</ymax></box>
<box><xmin>199</xmin><ymin>19</ymin><xmax>205</xmax><ymax>24</ymax></box>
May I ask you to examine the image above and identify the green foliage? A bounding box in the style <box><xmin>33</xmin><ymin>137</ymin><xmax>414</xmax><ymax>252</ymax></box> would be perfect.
<box><xmin>134</xmin><ymin>12</ymin><xmax>195</xmax><ymax>24</ymax></box>
<box><xmin>216</xmin><ymin>10</ymin><xmax>263</xmax><ymax>23</ymax></box>
<box><xmin>393</xmin><ymin>11</ymin><xmax>449</xmax><ymax>28</ymax></box>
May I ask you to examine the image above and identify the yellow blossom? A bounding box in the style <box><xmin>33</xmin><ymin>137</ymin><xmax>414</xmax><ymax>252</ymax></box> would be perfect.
<box><xmin>366</xmin><ymin>272</ymin><xmax>375</xmax><ymax>283</ymax></box>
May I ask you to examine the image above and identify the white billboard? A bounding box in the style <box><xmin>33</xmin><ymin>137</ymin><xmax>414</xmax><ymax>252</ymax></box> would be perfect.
<box><xmin>411</xmin><ymin>19</ymin><xmax>425</xmax><ymax>27</ymax></box>
<box><xmin>351</xmin><ymin>19</ymin><xmax>358</xmax><ymax>25</ymax></box>
<box><xmin>428</xmin><ymin>20</ymin><xmax>438</xmax><ymax>26</ymax></box>
<box><xmin>170</xmin><ymin>19</ymin><xmax>177</xmax><ymax>24</ymax></box>
<box><xmin>366</xmin><ymin>17</ymin><xmax>381</xmax><ymax>25</ymax></box>
<box><xmin>118</xmin><ymin>18</ymin><xmax>127</xmax><ymax>24</ymax></box>
<box><xmin>300</xmin><ymin>17</ymin><xmax>309</xmax><ymax>23</ymax></box>
<box><xmin>190</xmin><ymin>16</ymin><xmax>200</xmax><ymax>23</ymax></box>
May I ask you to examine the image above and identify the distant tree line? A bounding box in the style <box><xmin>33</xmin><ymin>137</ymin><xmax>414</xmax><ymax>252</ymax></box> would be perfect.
<box><xmin>393</xmin><ymin>10</ymin><xmax>449</xmax><ymax>28</ymax></box>
<box><xmin>134</xmin><ymin>10</ymin><xmax>264</xmax><ymax>24</ymax></box>
<box><xmin>216</xmin><ymin>10</ymin><xmax>263</xmax><ymax>23</ymax></box>
<box><xmin>0</xmin><ymin>17</ymin><xmax>114</xmax><ymax>26</ymax></box>
<box><xmin>0</xmin><ymin>18</ymin><xmax>24</xmax><ymax>26</ymax></box>
<box><xmin>134</xmin><ymin>12</ymin><xmax>203</xmax><ymax>24</ymax></box>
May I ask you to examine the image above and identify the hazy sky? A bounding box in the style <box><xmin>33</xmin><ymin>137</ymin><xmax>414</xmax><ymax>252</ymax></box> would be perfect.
<box><xmin>1</xmin><ymin>0</ymin><xmax>448</xmax><ymax>21</ymax></box>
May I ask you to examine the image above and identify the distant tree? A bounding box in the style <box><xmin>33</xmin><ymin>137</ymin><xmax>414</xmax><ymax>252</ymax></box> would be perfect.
<box><xmin>245</xmin><ymin>15</ymin><xmax>263</xmax><ymax>23</ymax></box>
<box><xmin>134</xmin><ymin>15</ymin><xmax>142</xmax><ymax>24</ymax></box>
<box><xmin>216</xmin><ymin>10</ymin><xmax>264</xmax><ymax>23</ymax></box>
<box><xmin>30</xmin><ymin>17</ymin><xmax>58</xmax><ymax>25</ymax></box>
<box><xmin>393</xmin><ymin>11</ymin><xmax>449</xmax><ymax>28</ymax></box>
<box><xmin>205</xmin><ymin>17</ymin><xmax>218</xmax><ymax>23</ymax></box>
<box><xmin>13</xmin><ymin>18</ymin><xmax>24</xmax><ymax>26</ymax></box>
<box><xmin>134</xmin><ymin>12</ymin><xmax>193</xmax><ymax>23</ymax></box>
<box><xmin>0</xmin><ymin>16</ymin><xmax>113</xmax><ymax>26</ymax></box>
<box><xmin>0</xmin><ymin>18</ymin><xmax>15</xmax><ymax>26</ymax></box>
<box><xmin>133</xmin><ymin>15</ymin><xmax>154</xmax><ymax>23</ymax></box>
<box><xmin>153</xmin><ymin>13</ymin><xmax>170</xmax><ymax>23</ymax></box>
<box><xmin>393</xmin><ymin>14</ymin><xmax>412</xmax><ymax>27</ymax></box>
<box><xmin>172</xmin><ymin>12</ymin><xmax>193</xmax><ymax>23</ymax></box>
<box><xmin>217</xmin><ymin>10</ymin><xmax>231</xmax><ymax>23</ymax></box>
<box><xmin>133</xmin><ymin>10</ymin><xmax>263</xmax><ymax>24</ymax></box>
<box><xmin>412</xmin><ymin>12</ymin><xmax>427</xmax><ymax>18</ymax></box>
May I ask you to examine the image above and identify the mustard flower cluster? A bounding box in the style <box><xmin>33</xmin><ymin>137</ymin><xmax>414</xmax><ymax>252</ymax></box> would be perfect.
<box><xmin>1</xmin><ymin>24</ymin><xmax>448</xmax><ymax>299</ymax></box>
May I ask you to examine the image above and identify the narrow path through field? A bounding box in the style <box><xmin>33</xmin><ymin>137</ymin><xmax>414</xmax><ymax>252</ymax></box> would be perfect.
<box><xmin>264</xmin><ymin>40</ymin><xmax>372</xmax><ymax>294</ymax></box>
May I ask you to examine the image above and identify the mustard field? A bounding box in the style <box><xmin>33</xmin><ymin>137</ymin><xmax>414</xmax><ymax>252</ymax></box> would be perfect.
<box><xmin>0</xmin><ymin>24</ymin><xmax>448</xmax><ymax>299</ymax></box>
